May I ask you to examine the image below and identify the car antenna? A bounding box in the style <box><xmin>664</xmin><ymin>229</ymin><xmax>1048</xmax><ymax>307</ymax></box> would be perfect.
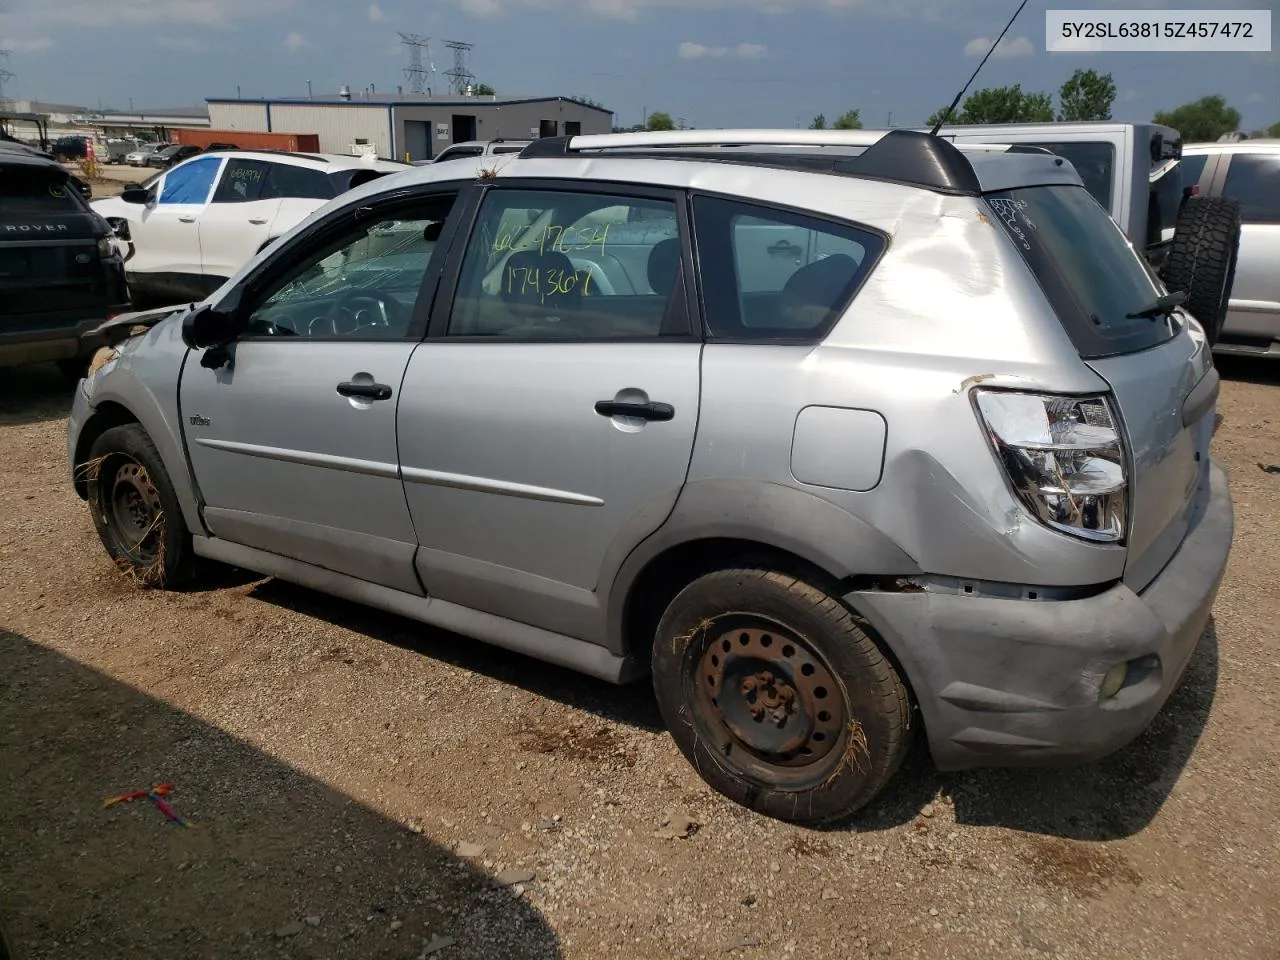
<box><xmin>929</xmin><ymin>0</ymin><xmax>1033</xmax><ymax>137</ymax></box>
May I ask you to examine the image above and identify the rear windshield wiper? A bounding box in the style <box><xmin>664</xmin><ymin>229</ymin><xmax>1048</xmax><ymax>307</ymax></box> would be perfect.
<box><xmin>1126</xmin><ymin>290</ymin><xmax>1188</xmax><ymax>320</ymax></box>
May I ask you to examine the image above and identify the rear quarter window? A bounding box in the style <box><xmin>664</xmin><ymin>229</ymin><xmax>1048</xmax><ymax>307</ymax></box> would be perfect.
<box><xmin>1222</xmin><ymin>153</ymin><xmax>1280</xmax><ymax>223</ymax></box>
<box><xmin>691</xmin><ymin>195</ymin><xmax>885</xmax><ymax>341</ymax></box>
<box><xmin>1024</xmin><ymin>141</ymin><xmax>1116</xmax><ymax>210</ymax></box>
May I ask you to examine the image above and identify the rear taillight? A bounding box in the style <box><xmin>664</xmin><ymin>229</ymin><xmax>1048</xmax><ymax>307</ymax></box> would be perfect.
<box><xmin>97</xmin><ymin>237</ymin><xmax>115</xmax><ymax>257</ymax></box>
<box><xmin>974</xmin><ymin>390</ymin><xmax>1128</xmax><ymax>544</ymax></box>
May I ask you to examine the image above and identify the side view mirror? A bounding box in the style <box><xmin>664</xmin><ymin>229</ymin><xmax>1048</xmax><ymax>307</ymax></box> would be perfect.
<box><xmin>121</xmin><ymin>186</ymin><xmax>151</xmax><ymax>205</ymax></box>
<box><xmin>181</xmin><ymin>303</ymin><xmax>240</xmax><ymax>350</ymax></box>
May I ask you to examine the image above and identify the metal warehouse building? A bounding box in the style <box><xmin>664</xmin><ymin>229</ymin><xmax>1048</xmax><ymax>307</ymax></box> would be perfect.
<box><xmin>206</xmin><ymin>93</ymin><xmax>613</xmax><ymax>162</ymax></box>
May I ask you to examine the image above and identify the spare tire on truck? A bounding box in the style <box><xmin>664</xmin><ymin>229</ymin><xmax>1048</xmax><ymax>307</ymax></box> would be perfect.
<box><xmin>1158</xmin><ymin>195</ymin><xmax>1242</xmax><ymax>345</ymax></box>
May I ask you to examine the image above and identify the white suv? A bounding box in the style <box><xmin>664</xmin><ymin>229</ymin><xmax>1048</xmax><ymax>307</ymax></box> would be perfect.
<box><xmin>92</xmin><ymin>150</ymin><xmax>407</xmax><ymax>304</ymax></box>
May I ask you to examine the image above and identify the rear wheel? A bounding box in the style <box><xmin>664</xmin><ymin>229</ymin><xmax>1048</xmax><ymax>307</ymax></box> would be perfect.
<box><xmin>652</xmin><ymin>568</ymin><xmax>913</xmax><ymax>825</ymax></box>
<box><xmin>1159</xmin><ymin>195</ymin><xmax>1242</xmax><ymax>344</ymax></box>
<box><xmin>86</xmin><ymin>424</ymin><xmax>195</xmax><ymax>588</ymax></box>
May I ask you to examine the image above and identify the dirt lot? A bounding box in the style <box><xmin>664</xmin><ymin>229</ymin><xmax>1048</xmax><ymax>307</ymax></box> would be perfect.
<box><xmin>2</xmin><ymin>359</ymin><xmax>1278</xmax><ymax>960</ymax></box>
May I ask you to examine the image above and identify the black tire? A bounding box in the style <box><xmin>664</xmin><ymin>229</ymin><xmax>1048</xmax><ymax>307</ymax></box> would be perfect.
<box><xmin>652</xmin><ymin>568</ymin><xmax>913</xmax><ymax>825</ymax></box>
<box><xmin>1159</xmin><ymin>195</ymin><xmax>1241</xmax><ymax>344</ymax></box>
<box><xmin>85</xmin><ymin>424</ymin><xmax>195</xmax><ymax>588</ymax></box>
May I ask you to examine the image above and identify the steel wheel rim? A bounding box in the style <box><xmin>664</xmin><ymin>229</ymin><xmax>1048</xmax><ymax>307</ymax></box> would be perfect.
<box><xmin>106</xmin><ymin>458</ymin><xmax>162</xmax><ymax>563</ymax></box>
<box><xmin>687</xmin><ymin>614</ymin><xmax>850</xmax><ymax>789</ymax></box>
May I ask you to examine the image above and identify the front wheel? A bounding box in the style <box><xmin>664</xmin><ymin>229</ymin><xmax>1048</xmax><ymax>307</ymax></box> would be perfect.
<box><xmin>652</xmin><ymin>568</ymin><xmax>913</xmax><ymax>825</ymax></box>
<box><xmin>85</xmin><ymin>424</ymin><xmax>195</xmax><ymax>588</ymax></box>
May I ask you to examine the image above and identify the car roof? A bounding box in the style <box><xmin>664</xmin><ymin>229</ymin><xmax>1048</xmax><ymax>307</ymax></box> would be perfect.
<box><xmin>165</xmin><ymin>149</ymin><xmax>407</xmax><ymax>173</ymax></box>
<box><xmin>0</xmin><ymin>149</ymin><xmax>67</xmax><ymax>173</ymax></box>
<box><xmin>1183</xmin><ymin>139</ymin><xmax>1280</xmax><ymax>153</ymax></box>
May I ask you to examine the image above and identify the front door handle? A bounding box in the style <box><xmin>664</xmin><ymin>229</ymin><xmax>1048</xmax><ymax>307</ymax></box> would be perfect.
<box><xmin>594</xmin><ymin>400</ymin><xmax>675</xmax><ymax>422</ymax></box>
<box><xmin>178</xmin><ymin>215</ymin><xmax>196</xmax><ymax>223</ymax></box>
<box><xmin>337</xmin><ymin>381</ymin><xmax>393</xmax><ymax>401</ymax></box>
<box><xmin>249</xmin><ymin>218</ymin><xmax>268</xmax><ymax>225</ymax></box>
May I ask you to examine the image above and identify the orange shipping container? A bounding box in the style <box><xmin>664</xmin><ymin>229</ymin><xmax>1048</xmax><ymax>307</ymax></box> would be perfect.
<box><xmin>171</xmin><ymin>129</ymin><xmax>321</xmax><ymax>153</ymax></box>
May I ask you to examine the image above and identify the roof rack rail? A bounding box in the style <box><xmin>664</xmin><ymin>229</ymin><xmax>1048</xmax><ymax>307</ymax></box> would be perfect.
<box><xmin>518</xmin><ymin>128</ymin><xmax>983</xmax><ymax>195</ymax></box>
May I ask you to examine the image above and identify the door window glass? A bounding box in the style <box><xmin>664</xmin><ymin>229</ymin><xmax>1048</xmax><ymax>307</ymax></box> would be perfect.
<box><xmin>242</xmin><ymin>196</ymin><xmax>456</xmax><ymax>340</ymax></box>
<box><xmin>692</xmin><ymin>195</ymin><xmax>883</xmax><ymax>340</ymax></box>
<box><xmin>158</xmin><ymin>156</ymin><xmax>222</xmax><ymax>205</ymax></box>
<box><xmin>447</xmin><ymin>188</ymin><xmax>683</xmax><ymax>339</ymax></box>
<box><xmin>212</xmin><ymin>158</ymin><xmax>270</xmax><ymax>203</ymax></box>
<box><xmin>1179</xmin><ymin>153</ymin><xmax>1208</xmax><ymax>188</ymax></box>
<box><xmin>1223</xmin><ymin>153</ymin><xmax>1280</xmax><ymax>223</ymax></box>
<box><xmin>263</xmin><ymin>163</ymin><xmax>335</xmax><ymax>201</ymax></box>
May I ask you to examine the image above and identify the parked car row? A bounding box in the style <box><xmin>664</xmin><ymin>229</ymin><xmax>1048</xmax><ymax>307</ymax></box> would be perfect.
<box><xmin>69</xmin><ymin>127</ymin><xmax>1236</xmax><ymax>825</ymax></box>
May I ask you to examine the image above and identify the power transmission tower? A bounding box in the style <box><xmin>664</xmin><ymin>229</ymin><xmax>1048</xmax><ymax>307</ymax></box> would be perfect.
<box><xmin>442</xmin><ymin>39</ymin><xmax>475</xmax><ymax>95</ymax></box>
<box><xmin>398</xmin><ymin>33</ymin><xmax>432</xmax><ymax>95</ymax></box>
<box><xmin>0</xmin><ymin>48</ymin><xmax>15</xmax><ymax>101</ymax></box>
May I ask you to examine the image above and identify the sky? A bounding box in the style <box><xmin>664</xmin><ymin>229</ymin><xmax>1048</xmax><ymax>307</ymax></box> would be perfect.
<box><xmin>0</xmin><ymin>0</ymin><xmax>1275</xmax><ymax>131</ymax></box>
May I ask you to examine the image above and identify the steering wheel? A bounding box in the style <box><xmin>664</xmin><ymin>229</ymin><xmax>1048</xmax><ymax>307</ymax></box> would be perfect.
<box><xmin>307</xmin><ymin>289</ymin><xmax>408</xmax><ymax>337</ymax></box>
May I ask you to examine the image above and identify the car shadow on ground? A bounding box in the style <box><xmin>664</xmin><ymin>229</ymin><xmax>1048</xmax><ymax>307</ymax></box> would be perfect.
<box><xmin>240</xmin><ymin>577</ymin><xmax>1217</xmax><ymax>844</ymax></box>
<box><xmin>0</xmin><ymin>364</ymin><xmax>75</xmax><ymax>429</ymax></box>
<box><xmin>0</xmin><ymin>629</ymin><xmax>562</xmax><ymax>960</ymax></box>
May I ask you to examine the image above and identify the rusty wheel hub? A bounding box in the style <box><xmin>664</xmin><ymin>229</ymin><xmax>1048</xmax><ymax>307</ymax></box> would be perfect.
<box><xmin>696</xmin><ymin>622</ymin><xmax>845</xmax><ymax>767</ymax></box>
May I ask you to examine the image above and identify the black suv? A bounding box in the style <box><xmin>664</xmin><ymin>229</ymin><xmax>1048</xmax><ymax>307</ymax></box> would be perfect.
<box><xmin>0</xmin><ymin>152</ymin><xmax>131</xmax><ymax>379</ymax></box>
<box><xmin>146</xmin><ymin>144</ymin><xmax>203</xmax><ymax>169</ymax></box>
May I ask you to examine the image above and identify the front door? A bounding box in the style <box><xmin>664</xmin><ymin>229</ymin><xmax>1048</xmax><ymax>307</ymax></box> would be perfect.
<box><xmin>1218</xmin><ymin>151</ymin><xmax>1280</xmax><ymax>342</ymax></box>
<box><xmin>397</xmin><ymin>183</ymin><xmax>701</xmax><ymax>640</ymax></box>
<box><xmin>127</xmin><ymin>154</ymin><xmax>224</xmax><ymax>300</ymax></box>
<box><xmin>179</xmin><ymin>187</ymin><xmax>467</xmax><ymax>594</ymax></box>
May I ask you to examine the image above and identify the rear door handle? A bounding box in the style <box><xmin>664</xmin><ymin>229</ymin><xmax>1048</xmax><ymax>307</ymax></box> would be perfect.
<box><xmin>594</xmin><ymin>400</ymin><xmax>675</xmax><ymax>422</ymax></box>
<box><xmin>249</xmin><ymin>218</ymin><xmax>268</xmax><ymax>225</ymax></box>
<box><xmin>337</xmin><ymin>381</ymin><xmax>393</xmax><ymax>401</ymax></box>
<box><xmin>178</xmin><ymin>215</ymin><xmax>196</xmax><ymax>223</ymax></box>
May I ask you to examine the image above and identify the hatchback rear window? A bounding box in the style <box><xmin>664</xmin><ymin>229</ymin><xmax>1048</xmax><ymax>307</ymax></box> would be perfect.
<box><xmin>0</xmin><ymin>167</ymin><xmax>83</xmax><ymax>213</ymax></box>
<box><xmin>986</xmin><ymin>184</ymin><xmax>1175</xmax><ymax>358</ymax></box>
<box><xmin>1024</xmin><ymin>141</ymin><xmax>1115</xmax><ymax>209</ymax></box>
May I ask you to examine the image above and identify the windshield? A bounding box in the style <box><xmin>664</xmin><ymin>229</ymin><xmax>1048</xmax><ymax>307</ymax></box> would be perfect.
<box><xmin>0</xmin><ymin>167</ymin><xmax>82</xmax><ymax>212</ymax></box>
<box><xmin>986</xmin><ymin>184</ymin><xmax>1176</xmax><ymax>358</ymax></box>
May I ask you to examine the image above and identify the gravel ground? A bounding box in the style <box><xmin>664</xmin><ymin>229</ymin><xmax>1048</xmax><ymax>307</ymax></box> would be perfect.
<box><xmin>1</xmin><ymin>359</ymin><xmax>1278</xmax><ymax>960</ymax></box>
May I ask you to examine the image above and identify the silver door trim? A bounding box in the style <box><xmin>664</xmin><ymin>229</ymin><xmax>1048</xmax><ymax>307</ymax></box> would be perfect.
<box><xmin>193</xmin><ymin>437</ymin><xmax>400</xmax><ymax>479</ymax></box>
<box><xmin>400</xmin><ymin>465</ymin><xmax>604</xmax><ymax>506</ymax></box>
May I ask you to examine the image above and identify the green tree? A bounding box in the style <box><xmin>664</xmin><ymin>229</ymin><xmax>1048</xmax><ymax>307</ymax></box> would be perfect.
<box><xmin>810</xmin><ymin>114</ymin><xmax>827</xmax><ymax>130</ymax></box>
<box><xmin>1153</xmin><ymin>95</ymin><xmax>1241</xmax><ymax>142</ymax></box>
<box><xmin>945</xmin><ymin>84</ymin><xmax>1054</xmax><ymax>124</ymax></box>
<box><xmin>1057</xmin><ymin>68</ymin><xmax>1116</xmax><ymax>122</ymax></box>
<box><xmin>473</xmin><ymin>82</ymin><xmax>496</xmax><ymax>96</ymax></box>
<box><xmin>574</xmin><ymin>95</ymin><xmax>605</xmax><ymax>109</ymax></box>
<box><xmin>1268</xmin><ymin>121</ymin><xmax>1280</xmax><ymax>138</ymax></box>
<box><xmin>832</xmin><ymin>109</ymin><xmax>862</xmax><ymax>130</ymax></box>
<box><xmin>646</xmin><ymin>111</ymin><xmax>675</xmax><ymax>131</ymax></box>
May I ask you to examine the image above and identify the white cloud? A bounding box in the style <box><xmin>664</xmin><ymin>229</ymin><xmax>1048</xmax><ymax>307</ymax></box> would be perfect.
<box><xmin>1245</xmin><ymin>91</ymin><xmax>1264</xmax><ymax>104</ymax></box>
<box><xmin>679</xmin><ymin>41</ymin><xmax>728</xmax><ymax>59</ymax></box>
<box><xmin>283</xmin><ymin>31</ymin><xmax>308</xmax><ymax>51</ymax></box>
<box><xmin>460</xmin><ymin>0</ymin><xmax>504</xmax><ymax>16</ymax></box>
<box><xmin>368</xmin><ymin>2</ymin><xmax>386</xmax><ymax>20</ymax></box>
<box><xmin>963</xmin><ymin>34</ymin><xmax>1033</xmax><ymax>58</ymax></box>
<box><xmin>0</xmin><ymin>35</ymin><xmax>54</xmax><ymax>51</ymax></box>
<box><xmin>735</xmin><ymin>42</ymin><xmax>767</xmax><ymax>58</ymax></box>
<box><xmin>157</xmin><ymin>35</ymin><xmax>206</xmax><ymax>50</ymax></box>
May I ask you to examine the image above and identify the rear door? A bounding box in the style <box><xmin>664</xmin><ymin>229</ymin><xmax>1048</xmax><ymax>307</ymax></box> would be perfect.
<box><xmin>396</xmin><ymin>182</ymin><xmax>701</xmax><ymax>639</ymax></box>
<box><xmin>261</xmin><ymin>161</ymin><xmax>338</xmax><ymax>243</ymax></box>
<box><xmin>197</xmin><ymin>157</ymin><xmax>282</xmax><ymax>285</ymax></box>
<box><xmin>1216</xmin><ymin>150</ymin><xmax>1280</xmax><ymax>342</ymax></box>
<box><xmin>984</xmin><ymin>183</ymin><xmax>1211</xmax><ymax>591</ymax></box>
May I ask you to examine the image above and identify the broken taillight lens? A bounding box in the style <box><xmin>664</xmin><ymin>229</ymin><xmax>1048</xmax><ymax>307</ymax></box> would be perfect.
<box><xmin>974</xmin><ymin>390</ymin><xmax>1128</xmax><ymax>543</ymax></box>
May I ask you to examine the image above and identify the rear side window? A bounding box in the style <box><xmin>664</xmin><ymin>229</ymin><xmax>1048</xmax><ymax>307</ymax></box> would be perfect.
<box><xmin>692</xmin><ymin>196</ymin><xmax>884</xmax><ymax>341</ymax></box>
<box><xmin>1222</xmin><ymin>153</ymin><xmax>1280</xmax><ymax>223</ymax></box>
<box><xmin>158</xmin><ymin>156</ymin><xmax>221</xmax><ymax>204</ymax></box>
<box><xmin>263</xmin><ymin>163</ymin><xmax>334</xmax><ymax>201</ymax></box>
<box><xmin>212</xmin><ymin>158</ymin><xmax>270</xmax><ymax>203</ymax></box>
<box><xmin>987</xmin><ymin>184</ymin><xmax>1173</xmax><ymax>358</ymax></box>
<box><xmin>1179</xmin><ymin>153</ymin><xmax>1209</xmax><ymax>189</ymax></box>
<box><xmin>0</xmin><ymin>167</ymin><xmax>82</xmax><ymax>212</ymax></box>
<box><xmin>1025</xmin><ymin>141</ymin><xmax>1115</xmax><ymax>210</ymax></box>
<box><xmin>437</xmin><ymin>147</ymin><xmax>482</xmax><ymax>162</ymax></box>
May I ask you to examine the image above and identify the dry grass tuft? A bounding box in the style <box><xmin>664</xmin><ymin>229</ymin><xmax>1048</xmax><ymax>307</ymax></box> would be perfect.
<box><xmin>673</xmin><ymin>616</ymin><xmax>715</xmax><ymax>654</ymax></box>
<box><xmin>74</xmin><ymin>455</ymin><xmax>109</xmax><ymax>485</ymax></box>
<box><xmin>825</xmin><ymin>717</ymin><xmax>871</xmax><ymax>788</ymax></box>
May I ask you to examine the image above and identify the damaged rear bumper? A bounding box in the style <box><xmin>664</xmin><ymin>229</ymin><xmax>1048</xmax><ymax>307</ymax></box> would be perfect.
<box><xmin>847</xmin><ymin>461</ymin><xmax>1233</xmax><ymax>771</ymax></box>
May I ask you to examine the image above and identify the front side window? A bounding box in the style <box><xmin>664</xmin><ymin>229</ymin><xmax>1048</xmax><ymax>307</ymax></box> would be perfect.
<box><xmin>158</xmin><ymin>156</ymin><xmax>222</xmax><ymax>205</ymax></box>
<box><xmin>242</xmin><ymin>195</ymin><xmax>456</xmax><ymax>340</ymax></box>
<box><xmin>212</xmin><ymin>158</ymin><xmax>270</xmax><ymax>203</ymax></box>
<box><xmin>447</xmin><ymin>188</ymin><xmax>684</xmax><ymax>339</ymax></box>
<box><xmin>1223</xmin><ymin>153</ymin><xmax>1280</xmax><ymax>223</ymax></box>
<box><xmin>692</xmin><ymin>195</ymin><xmax>884</xmax><ymax>341</ymax></box>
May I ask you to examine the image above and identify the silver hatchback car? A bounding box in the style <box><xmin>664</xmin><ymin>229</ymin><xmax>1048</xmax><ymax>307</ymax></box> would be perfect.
<box><xmin>68</xmin><ymin>128</ymin><xmax>1233</xmax><ymax>824</ymax></box>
